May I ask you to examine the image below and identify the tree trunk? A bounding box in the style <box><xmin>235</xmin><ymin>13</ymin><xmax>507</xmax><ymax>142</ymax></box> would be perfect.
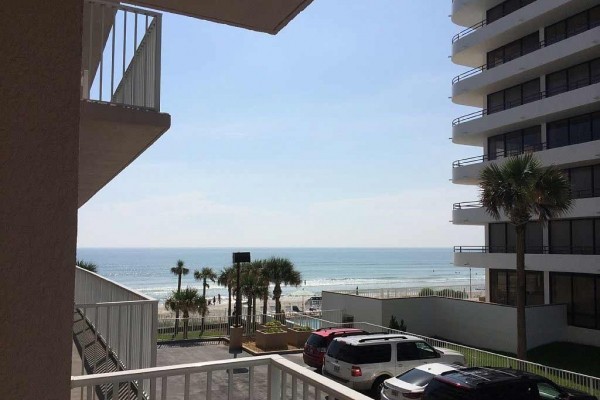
<box><xmin>201</xmin><ymin>281</ymin><xmax>207</xmax><ymax>335</ymax></box>
<box><xmin>262</xmin><ymin>292</ymin><xmax>268</xmax><ymax>324</ymax></box>
<box><xmin>228</xmin><ymin>287</ymin><xmax>232</xmax><ymax>316</ymax></box>
<box><xmin>174</xmin><ymin>273</ymin><xmax>182</xmax><ymax>337</ymax></box>
<box><xmin>183</xmin><ymin>311</ymin><xmax>189</xmax><ymax>340</ymax></box>
<box><xmin>516</xmin><ymin>223</ymin><xmax>527</xmax><ymax>360</ymax></box>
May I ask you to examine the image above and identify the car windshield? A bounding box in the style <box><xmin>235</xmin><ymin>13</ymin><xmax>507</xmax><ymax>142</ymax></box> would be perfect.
<box><xmin>306</xmin><ymin>334</ymin><xmax>327</xmax><ymax>348</ymax></box>
<box><xmin>396</xmin><ymin>369</ymin><xmax>436</xmax><ymax>387</ymax></box>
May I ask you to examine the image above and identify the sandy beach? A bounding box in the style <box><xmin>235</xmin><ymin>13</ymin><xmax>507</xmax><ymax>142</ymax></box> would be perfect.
<box><xmin>158</xmin><ymin>295</ymin><xmax>312</xmax><ymax>318</ymax></box>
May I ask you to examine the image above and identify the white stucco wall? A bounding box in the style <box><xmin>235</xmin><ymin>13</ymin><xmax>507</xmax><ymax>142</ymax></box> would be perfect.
<box><xmin>323</xmin><ymin>292</ymin><xmax>570</xmax><ymax>353</ymax></box>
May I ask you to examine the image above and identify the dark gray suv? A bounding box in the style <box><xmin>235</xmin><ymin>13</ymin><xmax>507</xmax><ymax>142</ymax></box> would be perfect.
<box><xmin>423</xmin><ymin>367</ymin><xmax>597</xmax><ymax>400</ymax></box>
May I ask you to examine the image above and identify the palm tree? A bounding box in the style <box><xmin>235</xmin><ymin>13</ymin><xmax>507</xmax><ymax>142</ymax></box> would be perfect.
<box><xmin>77</xmin><ymin>259</ymin><xmax>98</xmax><ymax>273</ymax></box>
<box><xmin>264</xmin><ymin>257</ymin><xmax>302</xmax><ymax>319</ymax></box>
<box><xmin>194</xmin><ymin>267</ymin><xmax>217</xmax><ymax>334</ymax></box>
<box><xmin>164</xmin><ymin>287</ymin><xmax>206</xmax><ymax>339</ymax></box>
<box><xmin>480</xmin><ymin>154</ymin><xmax>571</xmax><ymax>360</ymax></box>
<box><xmin>241</xmin><ymin>260</ymin><xmax>269</xmax><ymax>325</ymax></box>
<box><xmin>170</xmin><ymin>260</ymin><xmax>189</xmax><ymax>337</ymax></box>
<box><xmin>218</xmin><ymin>266</ymin><xmax>235</xmax><ymax>318</ymax></box>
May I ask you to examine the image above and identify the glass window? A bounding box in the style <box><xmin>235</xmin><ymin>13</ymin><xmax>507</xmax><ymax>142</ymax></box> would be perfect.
<box><xmin>397</xmin><ymin>342</ymin><xmax>420</xmax><ymax>361</ymax></box>
<box><xmin>507</xmin><ymin>271</ymin><xmax>517</xmax><ymax>306</ymax></box>
<box><xmin>522</xmin><ymin>79</ymin><xmax>540</xmax><ymax>104</ymax></box>
<box><xmin>487</xmin><ymin>91</ymin><xmax>504</xmax><ymax>114</ymax></box>
<box><xmin>571</xmin><ymin>219</ymin><xmax>594</xmax><ymax>254</ymax></box>
<box><xmin>487</xmin><ymin>4</ymin><xmax>504</xmax><ymax>23</ymax></box>
<box><xmin>550</xmin><ymin>220</ymin><xmax>570</xmax><ymax>254</ymax></box>
<box><xmin>546</xmin><ymin>70</ymin><xmax>567</xmax><ymax>96</ymax></box>
<box><xmin>490</xmin><ymin>223</ymin><xmax>506</xmax><ymax>253</ymax></box>
<box><xmin>547</xmin><ymin>120</ymin><xmax>569</xmax><ymax>149</ymax></box>
<box><xmin>504</xmin><ymin>85</ymin><xmax>522</xmax><ymax>109</ymax></box>
<box><xmin>503</xmin><ymin>0</ymin><xmax>520</xmax><ymax>15</ymax></box>
<box><xmin>570</xmin><ymin>115</ymin><xmax>592</xmax><ymax>145</ymax></box>
<box><xmin>415</xmin><ymin>342</ymin><xmax>439</xmax><ymax>359</ymax></box>
<box><xmin>567</xmin><ymin>11</ymin><xmax>589</xmax><ymax>37</ymax></box>
<box><xmin>573</xmin><ymin>275</ymin><xmax>595</xmax><ymax>328</ymax></box>
<box><xmin>596</xmin><ymin>277</ymin><xmax>600</xmax><ymax>329</ymax></box>
<box><xmin>593</xmin><ymin>112</ymin><xmax>600</xmax><ymax>141</ymax></box>
<box><xmin>505</xmin><ymin>131</ymin><xmax>522</xmax><ymax>156</ymax></box>
<box><xmin>522</xmin><ymin>126</ymin><xmax>541</xmax><ymax>152</ymax></box>
<box><xmin>537</xmin><ymin>382</ymin><xmax>563</xmax><ymax>399</ymax></box>
<box><xmin>521</xmin><ymin>32</ymin><xmax>540</xmax><ymax>55</ymax></box>
<box><xmin>568</xmin><ymin>63</ymin><xmax>590</xmax><ymax>90</ymax></box>
<box><xmin>487</xmin><ymin>48</ymin><xmax>505</xmax><ymax>69</ymax></box>
<box><xmin>488</xmin><ymin>135</ymin><xmax>505</xmax><ymax>160</ymax></box>
<box><xmin>545</xmin><ymin>21</ymin><xmax>566</xmax><ymax>45</ymax></box>
<box><xmin>395</xmin><ymin>369</ymin><xmax>435</xmax><ymax>386</ymax></box>
<box><xmin>506</xmin><ymin>224</ymin><xmax>517</xmax><ymax>253</ymax></box>
<box><xmin>526</xmin><ymin>271</ymin><xmax>544</xmax><ymax>305</ymax></box>
<box><xmin>569</xmin><ymin>166</ymin><xmax>593</xmax><ymax>199</ymax></box>
<box><xmin>504</xmin><ymin>40</ymin><xmax>522</xmax><ymax>62</ymax></box>
<box><xmin>591</xmin><ymin>59</ymin><xmax>600</xmax><ymax>84</ymax></box>
<box><xmin>491</xmin><ymin>270</ymin><xmax>508</xmax><ymax>305</ymax></box>
<box><xmin>590</xmin><ymin>6</ymin><xmax>600</xmax><ymax>29</ymax></box>
<box><xmin>551</xmin><ymin>274</ymin><xmax>572</xmax><ymax>323</ymax></box>
<box><xmin>594</xmin><ymin>166</ymin><xmax>600</xmax><ymax>198</ymax></box>
<box><xmin>526</xmin><ymin>222</ymin><xmax>543</xmax><ymax>253</ymax></box>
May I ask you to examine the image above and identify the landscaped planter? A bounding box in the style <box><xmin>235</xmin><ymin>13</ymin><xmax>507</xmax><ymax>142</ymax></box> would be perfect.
<box><xmin>255</xmin><ymin>330</ymin><xmax>288</xmax><ymax>351</ymax></box>
<box><xmin>287</xmin><ymin>328</ymin><xmax>313</xmax><ymax>348</ymax></box>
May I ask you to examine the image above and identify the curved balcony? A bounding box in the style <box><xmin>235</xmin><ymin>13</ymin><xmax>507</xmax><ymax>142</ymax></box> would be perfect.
<box><xmin>451</xmin><ymin>0</ymin><xmax>536</xmax><ymax>29</ymax></box>
<box><xmin>453</xmin><ymin>140</ymin><xmax>600</xmax><ymax>185</ymax></box>
<box><xmin>453</xmin><ymin>246</ymin><xmax>600</xmax><ymax>274</ymax></box>
<box><xmin>452</xmin><ymin>0</ymin><xmax>585</xmax><ymax>67</ymax></box>
<box><xmin>453</xmin><ymin>25</ymin><xmax>600</xmax><ymax>108</ymax></box>
<box><xmin>452</xmin><ymin>80</ymin><xmax>600</xmax><ymax>146</ymax></box>
<box><xmin>453</xmin><ymin>196</ymin><xmax>600</xmax><ymax>225</ymax></box>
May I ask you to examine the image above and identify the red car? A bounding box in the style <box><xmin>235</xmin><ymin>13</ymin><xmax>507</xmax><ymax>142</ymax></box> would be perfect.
<box><xmin>303</xmin><ymin>327</ymin><xmax>368</xmax><ymax>369</ymax></box>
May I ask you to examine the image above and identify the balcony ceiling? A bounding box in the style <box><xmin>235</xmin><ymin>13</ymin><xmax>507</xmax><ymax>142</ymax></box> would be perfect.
<box><xmin>78</xmin><ymin>101</ymin><xmax>171</xmax><ymax>207</ymax></box>
<box><xmin>121</xmin><ymin>0</ymin><xmax>314</xmax><ymax>34</ymax></box>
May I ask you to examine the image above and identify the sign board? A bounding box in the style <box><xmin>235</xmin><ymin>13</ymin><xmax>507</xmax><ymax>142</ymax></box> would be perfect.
<box><xmin>232</xmin><ymin>252</ymin><xmax>251</xmax><ymax>263</ymax></box>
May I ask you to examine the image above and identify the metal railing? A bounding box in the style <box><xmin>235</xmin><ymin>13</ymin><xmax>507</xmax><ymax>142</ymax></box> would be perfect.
<box><xmin>71</xmin><ymin>354</ymin><xmax>373</xmax><ymax>400</ymax></box>
<box><xmin>451</xmin><ymin>0</ymin><xmax>538</xmax><ymax>43</ymax></box>
<box><xmin>329</xmin><ymin>284</ymin><xmax>486</xmax><ymax>301</ymax></box>
<box><xmin>452</xmin><ymin>76</ymin><xmax>600</xmax><ymax>126</ymax></box>
<box><xmin>74</xmin><ymin>268</ymin><xmax>158</xmax><ymax>395</ymax></box>
<box><xmin>454</xmin><ymin>244</ymin><xmax>600</xmax><ymax>255</ymax></box>
<box><xmin>453</xmin><ymin>142</ymin><xmax>547</xmax><ymax>167</ymax></box>
<box><xmin>82</xmin><ymin>0</ymin><xmax>161</xmax><ymax>110</ymax></box>
<box><xmin>156</xmin><ymin>310</ymin><xmax>344</xmax><ymax>341</ymax></box>
<box><xmin>453</xmin><ymin>200</ymin><xmax>482</xmax><ymax>210</ymax></box>
<box><xmin>288</xmin><ymin>314</ymin><xmax>599</xmax><ymax>397</ymax></box>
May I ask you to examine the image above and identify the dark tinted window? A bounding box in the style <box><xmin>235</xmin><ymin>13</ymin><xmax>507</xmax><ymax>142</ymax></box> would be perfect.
<box><xmin>489</xmin><ymin>223</ymin><xmax>506</xmax><ymax>253</ymax></box>
<box><xmin>568</xmin><ymin>64</ymin><xmax>590</xmax><ymax>90</ymax></box>
<box><xmin>591</xmin><ymin>6</ymin><xmax>600</xmax><ymax>28</ymax></box>
<box><xmin>547</xmin><ymin>119</ymin><xmax>569</xmax><ymax>148</ymax></box>
<box><xmin>547</xmin><ymin>70</ymin><xmax>567</xmax><ymax>96</ymax></box>
<box><xmin>549</xmin><ymin>220</ymin><xmax>570</xmax><ymax>254</ymax></box>
<box><xmin>573</xmin><ymin>275</ymin><xmax>596</xmax><ymax>328</ymax></box>
<box><xmin>424</xmin><ymin>379</ymin><xmax>474</xmax><ymax>400</ymax></box>
<box><xmin>567</xmin><ymin>11</ymin><xmax>588</xmax><ymax>37</ymax></box>
<box><xmin>306</xmin><ymin>334</ymin><xmax>327</xmax><ymax>348</ymax></box>
<box><xmin>490</xmin><ymin>269</ymin><xmax>544</xmax><ymax>306</ymax></box>
<box><xmin>327</xmin><ymin>341</ymin><xmax>391</xmax><ymax>364</ymax></box>
<box><xmin>397</xmin><ymin>342</ymin><xmax>420</xmax><ymax>361</ymax></box>
<box><xmin>545</xmin><ymin>21</ymin><xmax>566</xmax><ymax>45</ymax></box>
<box><xmin>397</xmin><ymin>369</ymin><xmax>436</xmax><ymax>387</ymax></box>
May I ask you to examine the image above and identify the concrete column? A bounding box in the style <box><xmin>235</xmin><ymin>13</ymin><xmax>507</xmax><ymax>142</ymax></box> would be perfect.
<box><xmin>544</xmin><ymin>271</ymin><xmax>551</xmax><ymax>304</ymax></box>
<box><xmin>0</xmin><ymin>1</ymin><xmax>82</xmax><ymax>399</ymax></box>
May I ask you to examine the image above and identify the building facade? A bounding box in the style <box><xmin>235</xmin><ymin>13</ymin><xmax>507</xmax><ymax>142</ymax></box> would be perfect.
<box><xmin>451</xmin><ymin>0</ymin><xmax>600</xmax><ymax>346</ymax></box>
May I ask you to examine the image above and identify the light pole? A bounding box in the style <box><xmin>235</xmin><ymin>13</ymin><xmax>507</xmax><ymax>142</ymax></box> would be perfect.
<box><xmin>465</xmin><ymin>263</ymin><xmax>472</xmax><ymax>299</ymax></box>
<box><xmin>230</xmin><ymin>252</ymin><xmax>250</xmax><ymax>357</ymax></box>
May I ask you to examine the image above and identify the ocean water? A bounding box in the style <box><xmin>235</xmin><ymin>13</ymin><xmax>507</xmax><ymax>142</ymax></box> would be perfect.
<box><xmin>76</xmin><ymin>248</ymin><xmax>485</xmax><ymax>302</ymax></box>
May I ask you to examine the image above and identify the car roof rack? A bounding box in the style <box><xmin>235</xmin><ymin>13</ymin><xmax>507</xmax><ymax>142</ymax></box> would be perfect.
<box><xmin>358</xmin><ymin>335</ymin><xmax>407</xmax><ymax>343</ymax></box>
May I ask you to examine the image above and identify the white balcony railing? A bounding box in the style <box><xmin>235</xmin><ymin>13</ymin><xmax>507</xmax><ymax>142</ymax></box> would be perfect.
<box><xmin>74</xmin><ymin>267</ymin><xmax>158</xmax><ymax>395</ymax></box>
<box><xmin>82</xmin><ymin>0</ymin><xmax>161</xmax><ymax>110</ymax></box>
<box><xmin>71</xmin><ymin>354</ymin><xmax>373</xmax><ymax>400</ymax></box>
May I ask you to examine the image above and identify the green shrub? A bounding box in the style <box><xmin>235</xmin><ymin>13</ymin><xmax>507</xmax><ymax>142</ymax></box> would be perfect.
<box><xmin>419</xmin><ymin>287</ymin><xmax>435</xmax><ymax>296</ymax></box>
<box><xmin>293</xmin><ymin>325</ymin><xmax>312</xmax><ymax>332</ymax></box>
<box><xmin>436</xmin><ymin>289</ymin><xmax>467</xmax><ymax>299</ymax></box>
<box><xmin>265</xmin><ymin>320</ymin><xmax>283</xmax><ymax>328</ymax></box>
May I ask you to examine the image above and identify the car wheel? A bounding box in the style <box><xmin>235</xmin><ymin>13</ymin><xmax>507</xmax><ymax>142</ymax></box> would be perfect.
<box><xmin>371</xmin><ymin>376</ymin><xmax>389</xmax><ymax>400</ymax></box>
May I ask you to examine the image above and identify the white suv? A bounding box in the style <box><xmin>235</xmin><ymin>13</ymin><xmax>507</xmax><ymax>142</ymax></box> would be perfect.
<box><xmin>322</xmin><ymin>334</ymin><xmax>465</xmax><ymax>397</ymax></box>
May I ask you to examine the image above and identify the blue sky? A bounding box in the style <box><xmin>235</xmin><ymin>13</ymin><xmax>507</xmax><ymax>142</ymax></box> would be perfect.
<box><xmin>78</xmin><ymin>1</ymin><xmax>484</xmax><ymax>247</ymax></box>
